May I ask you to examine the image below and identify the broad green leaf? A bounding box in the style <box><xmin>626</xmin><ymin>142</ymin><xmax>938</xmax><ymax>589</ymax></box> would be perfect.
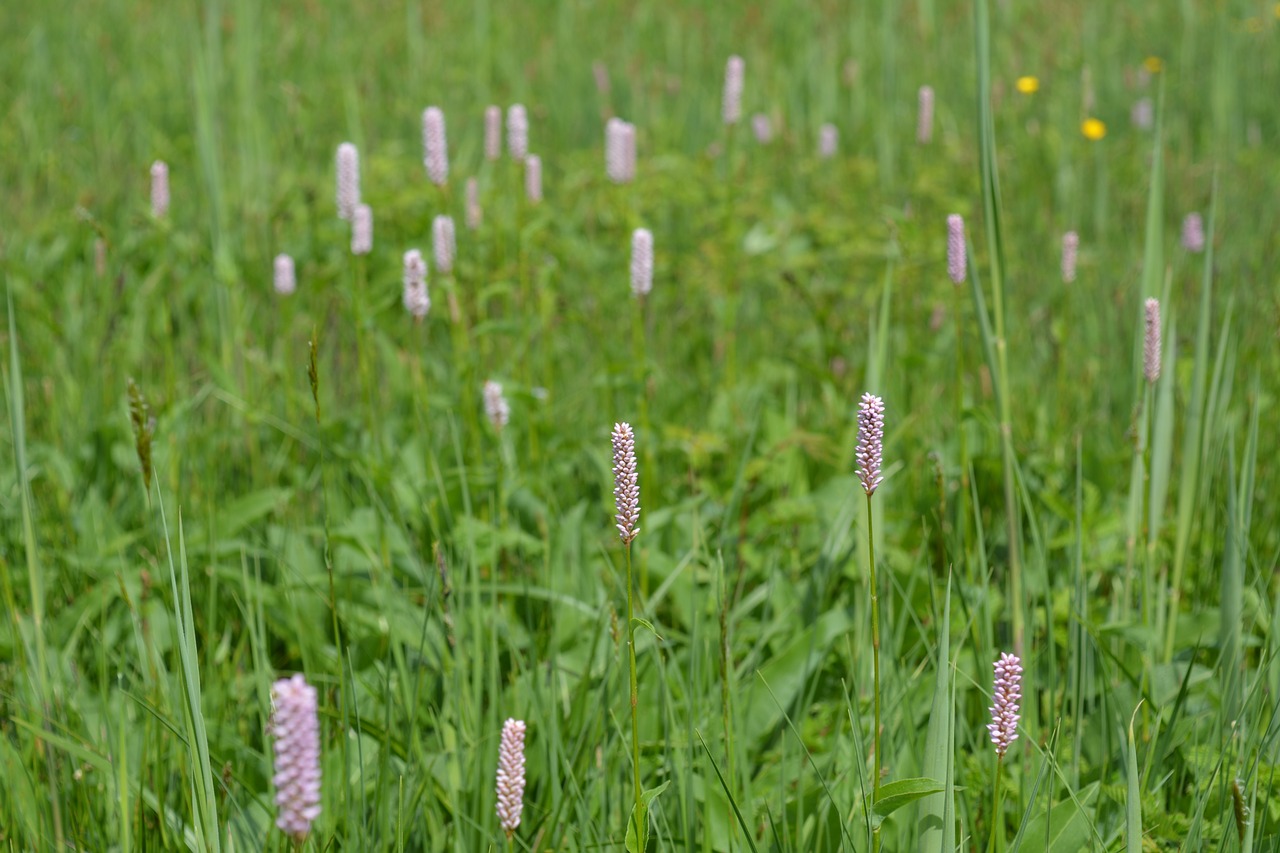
<box><xmin>873</xmin><ymin>777</ymin><xmax>944</xmax><ymax>818</ymax></box>
<box><xmin>1018</xmin><ymin>781</ymin><xmax>1098</xmax><ymax>851</ymax></box>
<box><xmin>624</xmin><ymin>781</ymin><xmax>670</xmax><ymax>853</ymax></box>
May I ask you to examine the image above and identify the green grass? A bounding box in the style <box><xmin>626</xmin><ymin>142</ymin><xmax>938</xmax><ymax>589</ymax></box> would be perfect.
<box><xmin>3</xmin><ymin>0</ymin><xmax>1280</xmax><ymax>850</ymax></box>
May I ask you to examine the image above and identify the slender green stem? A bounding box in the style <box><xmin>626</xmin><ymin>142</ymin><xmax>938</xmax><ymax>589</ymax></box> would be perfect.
<box><xmin>625</xmin><ymin>542</ymin><xmax>643</xmax><ymax>842</ymax></box>
<box><xmin>988</xmin><ymin>757</ymin><xmax>1004</xmax><ymax>853</ymax></box>
<box><xmin>867</xmin><ymin>492</ymin><xmax>881</xmax><ymax>853</ymax></box>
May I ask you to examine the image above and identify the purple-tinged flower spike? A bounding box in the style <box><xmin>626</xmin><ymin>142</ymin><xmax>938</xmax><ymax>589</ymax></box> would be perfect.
<box><xmin>525</xmin><ymin>154</ymin><xmax>542</xmax><ymax>202</ymax></box>
<box><xmin>432</xmin><ymin>215</ymin><xmax>456</xmax><ymax>275</ymax></box>
<box><xmin>483</xmin><ymin>380</ymin><xmax>510</xmax><ymax>431</ymax></box>
<box><xmin>722</xmin><ymin>55</ymin><xmax>745</xmax><ymax>125</ymax></box>
<box><xmin>423</xmin><ymin>107</ymin><xmax>449</xmax><ymax>186</ymax></box>
<box><xmin>351</xmin><ymin>204</ymin><xmax>373</xmax><ymax>255</ymax></box>
<box><xmin>465</xmin><ymin>178</ymin><xmax>482</xmax><ymax>230</ymax></box>
<box><xmin>611</xmin><ymin>423</ymin><xmax>640</xmax><ymax>545</ymax></box>
<box><xmin>484</xmin><ymin>106</ymin><xmax>502</xmax><ymax>161</ymax></box>
<box><xmin>507</xmin><ymin>104</ymin><xmax>529</xmax><ymax>162</ymax></box>
<box><xmin>818</xmin><ymin>123</ymin><xmax>838</xmax><ymax>158</ymax></box>
<box><xmin>335</xmin><ymin>142</ymin><xmax>360</xmax><ymax>221</ymax></box>
<box><xmin>751</xmin><ymin>113</ymin><xmax>773</xmax><ymax>144</ymax></box>
<box><xmin>270</xmin><ymin>674</ymin><xmax>322</xmax><ymax>842</ymax></box>
<box><xmin>402</xmin><ymin>249</ymin><xmax>430</xmax><ymax>319</ymax></box>
<box><xmin>1131</xmin><ymin>97</ymin><xmax>1154</xmax><ymax>132</ymax></box>
<box><xmin>1143</xmin><ymin>298</ymin><xmax>1161</xmax><ymax>384</ymax></box>
<box><xmin>273</xmin><ymin>254</ymin><xmax>296</xmax><ymax>296</ymax></box>
<box><xmin>150</xmin><ymin>160</ymin><xmax>170</xmax><ymax>218</ymax></box>
<box><xmin>606</xmin><ymin>118</ymin><xmax>626</xmax><ymax>183</ymax></box>
<box><xmin>593</xmin><ymin>61</ymin><xmax>611</xmax><ymax>95</ymax></box>
<box><xmin>1182</xmin><ymin>212</ymin><xmax>1205</xmax><ymax>253</ymax></box>
<box><xmin>856</xmin><ymin>393</ymin><xmax>885</xmax><ymax>497</ymax></box>
<box><xmin>987</xmin><ymin>653</ymin><xmax>1022</xmax><ymax>758</ymax></box>
<box><xmin>946</xmin><ymin>214</ymin><xmax>966</xmax><ymax>284</ymax></box>
<box><xmin>630</xmin><ymin>228</ymin><xmax>653</xmax><ymax>298</ymax></box>
<box><xmin>917</xmin><ymin>85</ymin><xmax>935</xmax><ymax>144</ymax></box>
<box><xmin>495</xmin><ymin>718</ymin><xmax>527</xmax><ymax>838</ymax></box>
<box><xmin>1061</xmin><ymin>231</ymin><xmax>1079</xmax><ymax>284</ymax></box>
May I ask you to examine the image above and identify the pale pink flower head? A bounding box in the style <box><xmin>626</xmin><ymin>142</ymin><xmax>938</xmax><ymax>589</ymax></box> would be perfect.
<box><xmin>751</xmin><ymin>113</ymin><xmax>773</xmax><ymax>144</ymax></box>
<box><xmin>270</xmin><ymin>674</ymin><xmax>322</xmax><ymax>841</ymax></box>
<box><xmin>630</xmin><ymin>228</ymin><xmax>653</xmax><ymax>297</ymax></box>
<box><xmin>1061</xmin><ymin>231</ymin><xmax>1079</xmax><ymax>283</ymax></box>
<box><xmin>494</xmin><ymin>718</ymin><xmax>527</xmax><ymax>838</ymax></box>
<box><xmin>150</xmin><ymin>160</ymin><xmax>170</xmax><ymax>218</ymax></box>
<box><xmin>483</xmin><ymin>380</ymin><xmax>510</xmax><ymax>431</ymax></box>
<box><xmin>856</xmin><ymin>393</ymin><xmax>885</xmax><ymax>496</ymax></box>
<box><xmin>402</xmin><ymin>249</ymin><xmax>430</xmax><ymax>318</ymax></box>
<box><xmin>722</xmin><ymin>55</ymin><xmax>745</xmax><ymax>125</ymax></box>
<box><xmin>508</xmin><ymin>104</ymin><xmax>529</xmax><ymax>161</ymax></box>
<box><xmin>432</xmin><ymin>215</ymin><xmax>456</xmax><ymax>275</ymax></box>
<box><xmin>818</xmin><ymin>123</ymin><xmax>838</xmax><ymax>158</ymax></box>
<box><xmin>1143</xmin><ymin>298</ymin><xmax>1161</xmax><ymax>384</ymax></box>
<box><xmin>987</xmin><ymin>653</ymin><xmax>1022</xmax><ymax>758</ymax></box>
<box><xmin>422</xmin><ymin>106</ymin><xmax>449</xmax><ymax>186</ymax></box>
<box><xmin>273</xmin><ymin>253</ymin><xmax>296</xmax><ymax>296</ymax></box>
<box><xmin>1182</xmin><ymin>212</ymin><xmax>1205</xmax><ymax>253</ymax></box>
<box><xmin>466</xmin><ymin>177</ymin><xmax>482</xmax><ymax>230</ymax></box>
<box><xmin>946</xmin><ymin>214</ymin><xmax>965</xmax><ymax>284</ymax></box>
<box><xmin>525</xmin><ymin>154</ymin><xmax>542</xmax><ymax>202</ymax></box>
<box><xmin>917</xmin><ymin>85</ymin><xmax>935</xmax><ymax>144</ymax></box>
<box><xmin>335</xmin><ymin>142</ymin><xmax>360</xmax><ymax>220</ymax></box>
<box><xmin>611</xmin><ymin>423</ymin><xmax>640</xmax><ymax>545</ymax></box>
<box><xmin>485</xmin><ymin>106</ymin><xmax>503</xmax><ymax>161</ymax></box>
<box><xmin>350</xmin><ymin>204</ymin><xmax>373</xmax><ymax>255</ymax></box>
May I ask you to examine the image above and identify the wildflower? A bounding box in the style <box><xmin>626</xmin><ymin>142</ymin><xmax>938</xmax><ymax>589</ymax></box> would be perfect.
<box><xmin>606</xmin><ymin>118</ymin><xmax>634</xmax><ymax>183</ymax></box>
<box><xmin>1143</xmin><ymin>56</ymin><xmax>1163</xmax><ymax>74</ymax></box>
<box><xmin>946</xmin><ymin>214</ymin><xmax>966</xmax><ymax>284</ymax></box>
<box><xmin>270</xmin><ymin>674</ymin><xmax>322</xmax><ymax>841</ymax></box>
<box><xmin>856</xmin><ymin>393</ymin><xmax>885</xmax><ymax>496</ymax></box>
<box><xmin>1081</xmin><ymin>118</ymin><xmax>1106</xmax><ymax>141</ymax></box>
<box><xmin>1182</xmin><ymin>212</ymin><xmax>1205</xmax><ymax>253</ymax></box>
<box><xmin>525</xmin><ymin>154</ymin><xmax>542</xmax><ymax>202</ymax></box>
<box><xmin>917</xmin><ymin>85</ymin><xmax>934</xmax><ymax>143</ymax></box>
<box><xmin>1061</xmin><ymin>231</ymin><xmax>1079</xmax><ymax>284</ymax></box>
<box><xmin>466</xmin><ymin>177</ymin><xmax>482</xmax><ymax>230</ymax></box>
<box><xmin>611</xmin><ymin>423</ymin><xmax>640</xmax><ymax>545</ymax></box>
<box><xmin>818</xmin><ymin>123</ymin><xmax>838</xmax><ymax>158</ymax></box>
<box><xmin>273</xmin><ymin>254</ymin><xmax>296</xmax><ymax>295</ymax></box>
<box><xmin>592</xmin><ymin>60</ymin><xmax>611</xmax><ymax>95</ymax></box>
<box><xmin>484</xmin><ymin>105</ymin><xmax>502</xmax><ymax>161</ymax></box>
<box><xmin>402</xmin><ymin>249</ymin><xmax>430</xmax><ymax>318</ymax></box>
<box><xmin>508</xmin><ymin>104</ymin><xmax>529</xmax><ymax>161</ymax></box>
<box><xmin>1015</xmin><ymin>76</ymin><xmax>1039</xmax><ymax>94</ymax></box>
<box><xmin>335</xmin><ymin>142</ymin><xmax>360</xmax><ymax>220</ymax></box>
<box><xmin>351</xmin><ymin>204</ymin><xmax>373</xmax><ymax>255</ymax></box>
<box><xmin>495</xmin><ymin>718</ymin><xmax>527</xmax><ymax>838</ymax></box>
<box><xmin>1131</xmin><ymin>98</ymin><xmax>1154</xmax><ymax>131</ymax></box>
<box><xmin>483</xmin><ymin>381</ymin><xmax>510</xmax><ymax>431</ymax></box>
<box><xmin>630</xmin><ymin>228</ymin><xmax>653</xmax><ymax>297</ymax></box>
<box><xmin>150</xmin><ymin>161</ymin><xmax>170</xmax><ymax>218</ymax></box>
<box><xmin>722</xmin><ymin>55</ymin><xmax>745</xmax><ymax>125</ymax></box>
<box><xmin>1143</xmin><ymin>298</ymin><xmax>1161</xmax><ymax>384</ymax></box>
<box><xmin>751</xmin><ymin>113</ymin><xmax>773</xmax><ymax>144</ymax></box>
<box><xmin>987</xmin><ymin>653</ymin><xmax>1022</xmax><ymax>758</ymax></box>
<box><xmin>422</xmin><ymin>106</ymin><xmax>448</xmax><ymax>186</ymax></box>
<box><xmin>432</xmin><ymin>215</ymin><xmax>456</xmax><ymax>275</ymax></box>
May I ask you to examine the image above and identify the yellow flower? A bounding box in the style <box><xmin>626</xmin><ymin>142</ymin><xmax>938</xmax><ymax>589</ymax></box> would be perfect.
<box><xmin>1143</xmin><ymin>56</ymin><xmax>1163</xmax><ymax>73</ymax></box>
<box><xmin>1245</xmin><ymin>16</ymin><xmax>1263</xmax><ymax>33</ymax></box>
<box><xmin>1275</xmin><ymin>1</ymin><xmax>1280</xmax><ymax>19</ymax></box>
<box><xmin>1015</xmin><ymin>76</ymin><xmax>1040</xmax><ymax>94</ymax></box>
<box><xmin>1081</xmin><ymin>118</ymin><xmax>1107</xmax><ymax>141</ymax></box>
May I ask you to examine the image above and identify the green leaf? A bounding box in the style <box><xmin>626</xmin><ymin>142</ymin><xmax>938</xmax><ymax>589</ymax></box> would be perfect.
<box><xmin>1126</xmin><ymin>708</ymin><xmax>1143</xmax><ymax>851</ymax></box>
<box><xmin>624</xmin><ymin>781</ymin><xmax>670</xmax><ymax>853</ymax></box>
<box><xmin>1019</xmin><ymin>782</ymin><xmax>1098</xmax><ymax>851</ymax></box>
<box><xmin>873</xmin><ymin>777</ymin><xmax>944</xmax><ymax>818</ymax></box>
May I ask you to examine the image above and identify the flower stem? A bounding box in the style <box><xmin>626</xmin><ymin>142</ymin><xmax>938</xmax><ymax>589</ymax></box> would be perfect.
<box><xmin>625</xmin><ymin>542</ymin><xmax>643</xmax><ymax>842</ymax></box>
<box><xmin>867</xmin><ymin>492</ymin><xmax>881</xmax><ymax>853</ymax></box>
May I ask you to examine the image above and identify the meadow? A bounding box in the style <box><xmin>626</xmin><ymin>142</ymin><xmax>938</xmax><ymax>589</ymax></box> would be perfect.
<box><xmin>2</xmin><ymin>0</ymin><xmax>1280</xmax><ymax>850</ymax></box>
